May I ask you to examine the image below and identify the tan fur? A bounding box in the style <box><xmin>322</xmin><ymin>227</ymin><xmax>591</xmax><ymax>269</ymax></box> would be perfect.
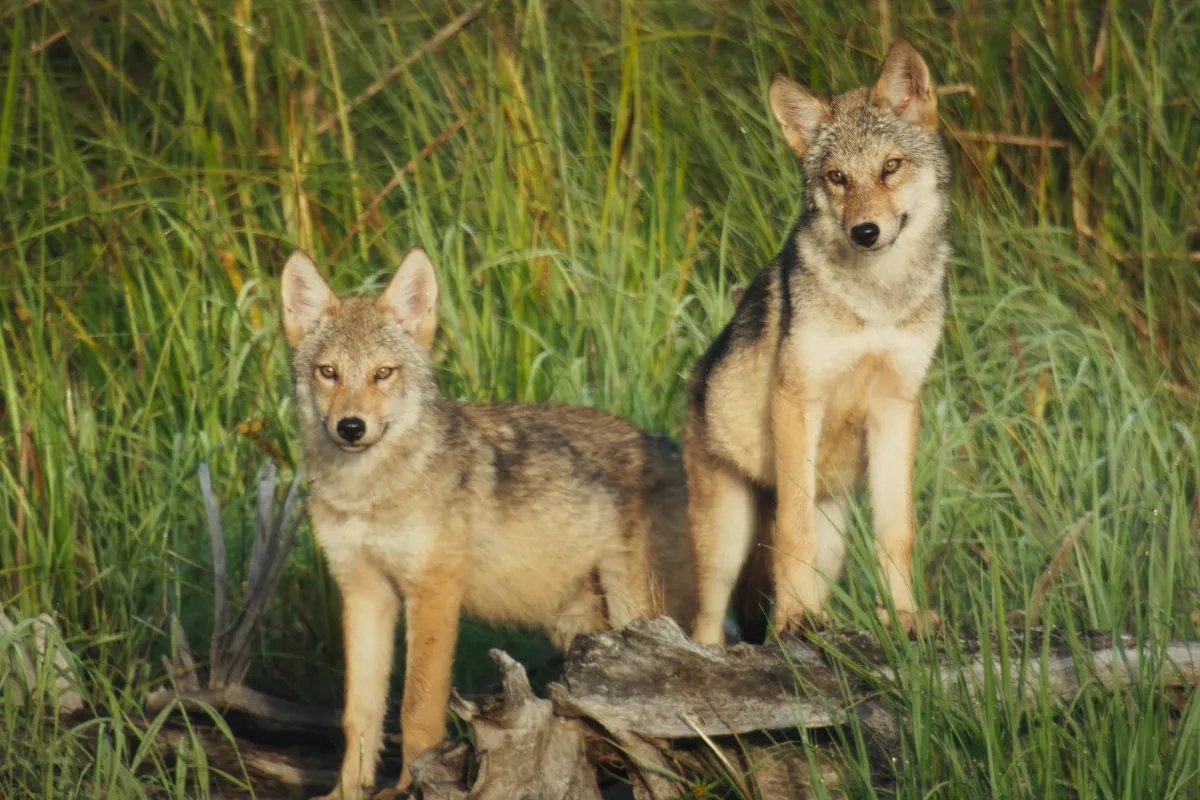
<box><xmin>281</xmin><ymin>249</ymin><xmax>695</xmax><ymax>798</ymax></box>
<box><xmin>687</xmin><ymin>40</ymin><xmax>949</xmax><ymax>646</ymax></box>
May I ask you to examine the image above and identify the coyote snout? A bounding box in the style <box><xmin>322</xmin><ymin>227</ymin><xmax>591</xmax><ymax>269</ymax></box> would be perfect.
<box><xmin>335</xmin><ymin>416</ymin><xmax>366</xmax><ymax>444</ymax></box>
<box><xmin>311</xmin><ymin>360</ymin><xmax>399</xmax><ymax>451</ymax></box>
<box><xmin>849</xmin><ymin>221</ymin><xmax>881</xmax><ymax>248</ymax></box>
<box><xmin>823</xmin><ymin>155</ymin><xmax>914</xmax><ymax>254</ymax></box>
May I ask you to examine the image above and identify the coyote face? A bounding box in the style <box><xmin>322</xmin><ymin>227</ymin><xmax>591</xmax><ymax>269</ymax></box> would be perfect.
<box><xmin>281</xmin><ymin>249</ymin><xmax>440</xmax><ymax>453</ymax></box>
<box><xmin>769</xmin><ymin>44</ymin><xmax>951</xmax><ymax>263</ymax></box>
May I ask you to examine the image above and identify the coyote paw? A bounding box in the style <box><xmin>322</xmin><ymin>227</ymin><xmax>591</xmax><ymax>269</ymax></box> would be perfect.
<box><xmin>372</xmin><ymin>771</ymin><xmax>412</xmax><ymax>800</ymax></box>
<box><xmin>878</xmin><ymin>608</ymin><xmax>941</xmax><ymax>636</ymax></box>
<box><xmin>774</xmin><ymin>608</ymin><xmax>830</xmax><ymax>635</ymax></box>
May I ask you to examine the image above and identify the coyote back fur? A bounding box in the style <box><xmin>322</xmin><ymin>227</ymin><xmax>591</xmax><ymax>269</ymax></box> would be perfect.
<box><xmin>280</xmin><ymin>248</ymin><xmax>695</xmax><ymax>798</ymax></box>
<box><xmin>686</xmin><ymin>40</ymin><xmax>951</xmax><ymax>646</ymax></box>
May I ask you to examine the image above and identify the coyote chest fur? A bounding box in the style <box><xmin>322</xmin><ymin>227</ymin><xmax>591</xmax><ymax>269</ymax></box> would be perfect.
<box><xmin>281</xmin><ymin>249</ymin><xmax>694</xmax><ymax>799</ymax></box>
<box><xmin>685</xmin><ymin>39</ymin><xmax>951</xmax><ymax>646</ymax></box>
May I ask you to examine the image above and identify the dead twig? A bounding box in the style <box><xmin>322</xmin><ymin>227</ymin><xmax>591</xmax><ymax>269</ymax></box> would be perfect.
<box><xmin>1006</xmin><ymin>511</ymin><xmax>1093</xmax><ymax>627</ymax></box>
<box><xmin>29</xmin><ymin>28</ymin><xmax>68</xmax><ymax>55</ymax></box>
<box><xmin>682</xmin><ymin>711</ymin><xmax>753</xmax><ymax>800</ymax></box>
<box><xmin>313</xmin><ymin>2</ymin><xmax>487</xmax><ymax>136</ymax></box>
<box><xmin>937</xmin><ymin>82</ymin><xmax>978</xmax><ymax>99</ymax></box>
<box><xmin>144</xmin><ymin>682</ymin><xmax>338</xmax><ymax>732</ymax></box>
<box><xmin>211</xmin><ymin>462</ymin><xmax>304</xmax><ymax>689</ymax></box>
<box><xmin>329</xmin><ymin>116</ymin><xmax>468</xmax><ymax>259</ymax></box>
<box><xmin>949</xmin><ymin>127</ymin><xmax>1069</xmax><ymax>149</ymax></box>
<box><xmin>197</xmin><ymin>461</ymin><xmax>305</xmax><ymax>690</ymax></box>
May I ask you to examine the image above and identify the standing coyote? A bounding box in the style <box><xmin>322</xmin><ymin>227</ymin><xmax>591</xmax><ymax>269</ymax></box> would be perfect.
<box><xmin>280</xmin><ymin>248</ymin><xmax>695</xmax><ymax>798</ymax></box>
<box><xmin>686</xmin><ymin>39</ymin><xmax>950</xmax><ymax>646</ymax></box>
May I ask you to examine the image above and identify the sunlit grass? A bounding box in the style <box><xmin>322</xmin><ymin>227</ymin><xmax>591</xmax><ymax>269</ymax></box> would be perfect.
<box><xmin>1</xmin><ymin>0</ymin><xmax>1197</xmax><ymax>796</ymax></box>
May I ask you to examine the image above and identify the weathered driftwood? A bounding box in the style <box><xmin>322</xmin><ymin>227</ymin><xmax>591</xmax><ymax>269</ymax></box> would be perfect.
<box><xmin>402</xmin><ymin>616</ymin><xmax>1200</xmax><ymax>800</ymax></box>
<box><xmin>555</xmin><ymin>618</ymin><xmax>846</xmax><ymax>738</ymax></box>
<box><xmin>407</xmin><ymin>651</ymin><xmax>601</xmax><ymax>800</ymax></box>
<box><xmin>554</xmin><ymin>617</ymin><xmax>1200</xmax><ymax>740</ymax></box>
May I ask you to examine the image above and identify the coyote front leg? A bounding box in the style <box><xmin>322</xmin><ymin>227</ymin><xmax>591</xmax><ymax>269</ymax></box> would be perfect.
<box><xmin>866</xmin><ymin>393</ymin><xmax>938</xmax><ymax>635</ymax></box>
<box><xmin>686</xmin><ymin>419</ymin><xmax>760</xmax><ymax>646</ymax></box>
<box><xmin>324</xmin><ymin>561</ymin><xmax>400</xmax><ymax>800</ymax></box>
<box><xmin>771</xmin><ymin>380</ymin><xmax>828</xmax><ymax>632</ymax></box>
<box><xmin>391</xmin><ymin>564</ymin><xmax>464</xmax><ymax>792</ymax></box>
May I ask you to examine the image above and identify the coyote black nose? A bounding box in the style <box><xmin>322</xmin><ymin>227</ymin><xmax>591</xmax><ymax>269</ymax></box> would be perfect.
<box><xmin>850</xmin><ymin>222</ymin><xmax>880</xmax><ymax>247</ymax></box>
<box><xmin>336</xmin><ymin>417</ymin><xmax>366</xmax><ymax>443</ymax></box>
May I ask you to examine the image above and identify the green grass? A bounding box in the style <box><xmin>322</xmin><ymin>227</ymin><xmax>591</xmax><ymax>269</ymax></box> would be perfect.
<box><xmin>1</xmin><ymin>0</ymin><xmax>1198</xmax><ymax>797</ymax></box>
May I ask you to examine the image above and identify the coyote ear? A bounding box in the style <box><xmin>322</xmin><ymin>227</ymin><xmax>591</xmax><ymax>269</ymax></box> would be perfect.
<box><xmin>281</xmin><ymin>249</ymin><xmax>337</xmax><ymax>347</ymax></box>
<box><xmin>870</xmin><ymin>39</ymin><xmax>938</xmax><ymax>131</ymax></box>
<box><xmin>379</xmin><ymin>247</ymin><xmax>439</xmax><ymax>350</ymax></box>
<box><xmin>769</xmin><ymin>74</ymin><xmax>830</xmax><ymax>159</ymax></box>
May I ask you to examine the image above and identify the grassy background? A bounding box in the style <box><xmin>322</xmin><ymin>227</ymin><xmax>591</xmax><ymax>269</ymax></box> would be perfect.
<box><xmin>1</xmin><ymin>0</ymin><xmax>1198</xmax><ymax>797</ymax></box>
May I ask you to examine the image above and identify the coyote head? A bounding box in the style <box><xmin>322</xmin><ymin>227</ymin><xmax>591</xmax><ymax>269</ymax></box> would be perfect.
<box><xmin>769</xmin><ymin>39</ymin><xmax>951</xmax><ymax>257</ymax></box>
<box><xmin>281</xmin><ymin>248</ymin><xmax>439</xmax><ymax>453</ymax></box>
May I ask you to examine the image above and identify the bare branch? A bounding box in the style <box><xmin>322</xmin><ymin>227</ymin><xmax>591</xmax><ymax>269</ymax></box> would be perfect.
<box><xmin>144</xmin><ymin>682</ymin><xmax>339</xmax><ymax>732</ymax></box>
<box><xmin>329</xmin><ymin>116</ymin><xmax>468</xmax><ymax>259</ymax></box>
<box><xmin>313</xmin><ymin>2</ymin><xmax>488</xmax><ymax>136</ymax></box>
<box><xmin>949</xmin><ymin>127</ymin><xmax>1069</xmax><ymax>148</ymax></box>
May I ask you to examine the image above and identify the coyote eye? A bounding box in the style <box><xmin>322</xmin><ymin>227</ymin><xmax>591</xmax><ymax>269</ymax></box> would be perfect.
<box><xmin>374</xmin><ymin>366</ymin><xmax>394</xmax><ymax>382</ymax></box>
<box><xmin>882</xmin><ymin>158</ymin><xmax>902</xmax><ymax>176</ymax></box>
<box><xmin>825</xmin><ymin>169</ymin><xmax>846</xmax><ymax>186</ymax></box>
<box><xmin>317</xmin><ymin>365</ymin><xmax>338</xmax><ymax>381</ymax></box>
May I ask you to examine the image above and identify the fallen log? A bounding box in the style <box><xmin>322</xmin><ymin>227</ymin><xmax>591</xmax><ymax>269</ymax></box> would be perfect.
<box><xmin>552</xmin><ymin>617</ymin><xmax>1200</xmax><ymax>740</ymax></box>
<box><xmin>403</xmin><ymin>617</ymin><xmax>1200</xmax><ymax>800</ymax></box>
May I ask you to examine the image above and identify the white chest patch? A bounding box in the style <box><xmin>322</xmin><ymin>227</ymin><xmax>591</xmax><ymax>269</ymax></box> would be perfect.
<box><xmin>791</xmin><ymin>321</ymin><xmax>941</xmax><ymax>395</ymax></box>
<box><xmin>312</xmin><ymin>510</ymin><xmax>434</xmax><ymax>584</ymax></box>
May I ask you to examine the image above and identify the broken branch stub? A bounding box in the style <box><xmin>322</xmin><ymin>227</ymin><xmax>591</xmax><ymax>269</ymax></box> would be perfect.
<box><xmin>176</xmin><ymin>460</ymin><xmax>305</xmax><ymax>692</ymax></box>
<box><xmin>209</xmin><ymin>462</ymin><xmax>305</xmax><ymax>688</ymax></box>
<box><xmin>470</xmin><ymin>649</ymin><xmax>601</xmax><ymax>800</ymax></box>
